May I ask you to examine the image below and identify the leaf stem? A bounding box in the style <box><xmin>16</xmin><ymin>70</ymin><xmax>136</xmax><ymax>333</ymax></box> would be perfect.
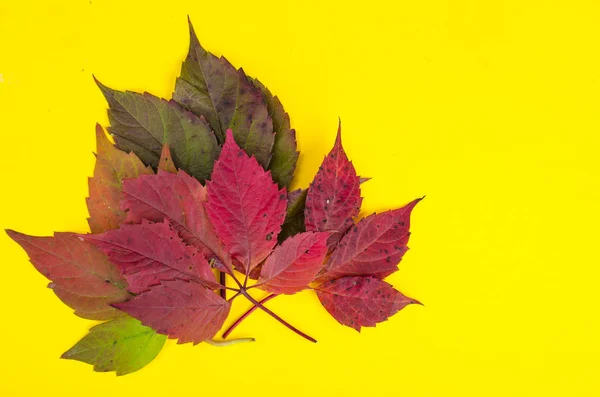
<box><xmin>205</xmin><ymin>337</ymin><xmax>255</xmax><ymax>347</ymax></box>
<box><xmin>239</xmin><ymin>290</ymin><xmax>316</xmax><ymax>343</ymax></box>
<box><xmin>219</xmin><ymin>272</ymin><xmax>226</xmax><ymax>300</ymax></box>
<box><xmin>222</xmin><ymin>293</ymin><xmax>278</xmax><ymax>339</ymax></box>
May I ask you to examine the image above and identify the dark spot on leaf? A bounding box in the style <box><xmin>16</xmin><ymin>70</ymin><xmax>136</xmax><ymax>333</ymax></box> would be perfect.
<box><xmin>266</xmin><ymin>234</ymin><xmax>273</xmax><ymax>241</ymax></box>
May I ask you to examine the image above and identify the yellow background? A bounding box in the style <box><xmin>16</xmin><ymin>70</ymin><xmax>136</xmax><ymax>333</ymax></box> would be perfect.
<box><xmin>1</xmin><ymin>1</ymin><xmax>599</xmax><ymax>396</ymax></box>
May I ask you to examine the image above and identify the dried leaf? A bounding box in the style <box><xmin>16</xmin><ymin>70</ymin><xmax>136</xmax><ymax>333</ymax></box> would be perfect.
<box><xmin>158</xmin><ymin>143</ymin><xmax>177</xmax><ymax>173</ymax></box>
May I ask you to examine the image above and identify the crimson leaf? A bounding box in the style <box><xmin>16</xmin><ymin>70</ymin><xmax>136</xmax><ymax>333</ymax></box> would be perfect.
<box><xmin>316</xmin><ymin>276</ymin><xmax>419</xmax><ymax>331</ymax></box>
<box><xmin>114</xmin><ymin>279</ymin><xmax>230</xmax><ymax>345</ymax></box>
<box><xmin>305</xmin><ymin>122</ymin><xmax>362</xmax><ymax>249</ymax></box>
<box><xmin>81</xmin><ymin>219</ymin><xmax>218</xmax><ymax>294</ymax></box>
<box><xmin>206</xmin><ymin>130</ymin><xmax>287</xmax><ymax>274</ymax></box>
<box><xmin>5</xmin><ymin>230</ymin><xmax>130</xmax><ymax>320</ymax></box>
<box><xmin>173</xmin><ymin>19</ymin><xmax>274</xmax><ymax>168</ymax></box>
<box><xmin>120</xmin><ymin>168</ymin><xmax>230</xmax><ymax>265</ymax></box>
<box><xmin>318</xmin><ymin>198</ymin><xmax>421</xmax><ymax>282</ymax></box>
<box><xmin>257</xmin><ymin>231</ymin><xmax>329</xmax><ymax>295</ymax></box>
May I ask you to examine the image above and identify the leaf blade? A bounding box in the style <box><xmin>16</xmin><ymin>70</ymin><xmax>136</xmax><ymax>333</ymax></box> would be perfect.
<box><xmin>206</xmin><ymin>130</ymin><xmax>287</xmax><ymax>273</ymax></box>
<box><xmin>61</xmin><ymin>316</ymin><xmax>166</xmax><ymax>376</ymax></box>
<box><xmin>6</xmin><ymin>230</ymin><xmax>130</xmax><ymax>320</ymax></box>
<box><xmin>114</xmin><ymin>280</ymin><xmax>230</xmax><ymax>345</ymax></box>
<box><xmin>258</xmin><ymin>231</ymin><xmax>329</xmax><ymax>294</ymax></box>
<box><xmin>316</xmin><ymin>276</ymin><xmax>419</xmax><ymax>331</ymax></box>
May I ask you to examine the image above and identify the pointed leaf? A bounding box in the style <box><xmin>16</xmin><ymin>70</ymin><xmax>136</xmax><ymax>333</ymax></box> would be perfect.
<box><xmin>81</xmin><ymin>220</ymin><xmax>218</xmax><ymax>294</ymax></box>
<box><xmin>206</xmin><ymin>130</ymin><xmax>287</xmax><ymax>273</ymax></box>
<box><xmin>278</xmin><ymin>188</ymin><xmax>307</xmax><ymax>243</ymax></box>
<box><xmin>258</xmin><ymin>232</ymin><xmax>329</xmax><ymax>295</ymax></box>
<box><xmin>96</xmin><ymin>79</ymin><xmax>219</xmax><ymax>183</ymax></box>
<box><xmin>87</xmin><ymin>124</ymin><xmax>152</xmax><ymax>233</ymax></box>
<box><xmin>61</xmin><ymin>316</ymin><xmax>166</xmax><ymax>376</ymax></box>
<box><xmin>305</xmin><ymin>123</ymin><xmax>362</xmax><ymax>248</ymax></box>
<box><xmin>114</xmin><ymin>280</ymin><xmax>230</xmax><ymax>345</ymax></box>
<box><xmin>5</xmin><ymin>230</ymin><xmax>130</xmax><ymax>320</ymax></box>
<box><xmin>173</xmin><ymin>19</ymin><xmax>274</xmax><ymax>167</ymax></box>
<box><xmin>316</xmin><ymin>276</ymin><xmax>419</xmax><ymax>331</ymax></box>
<box><xmin>120</xmin><ymin>170</ymin><xmax>230</xmax><ymax>265</ymax></box>
<box><xmin>253</xmin><ymin>79</ymin><xmax>298</xmax><ymax>188</ymax></box>
<box><xmin>158</xmin><ymin>143</ymin><xmax>177</xmax><ymax>173</ymax></box>
<box><xmin>320</xmin><ymin>198</ymin><xmax>421</xmax><ymax>281</ymax></box>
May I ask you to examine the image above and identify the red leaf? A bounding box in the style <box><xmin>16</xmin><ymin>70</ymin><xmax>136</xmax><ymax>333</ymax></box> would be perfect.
<box><xmin>81</xmin><ymin>220</ymin><xmax>218</xmax><ymax>294</ymax></box>
<box><xmin>5</xmin><ymin>230</ymin><xmax>130</xmax><ymax>320</ymax></box>
<box><xmin>206</xmin><ymin>129</ymin><xmax>287</xmax><ymax>273</ymax></box>
<box><xmin>316</xmin><ymin>276</ymin><xmax>420</xmax><ymax>331</ymax></box>
<box><xmin>120</xmin><ymin>169</ymin><xmax>230</xmax><ymax>265</ymax></box>
<box><xmin>158</xmin><ymin>143</ymin><xmax>178</xmax><ymax>173</ymax></box>
<box><xmin>305</xmin><ymin>122</ymin><xmax>362</xmax><ymax>249</ymax></box>
<box><xmin>258</xmin><ymin>232</ymin><xmax>330</xmax><ymax>295</ymax></box>
<box><xmin>87</xmin><ymin>124</ymin><xmax>152</xmax><ymax>233</ymax></box>
<box><xmin>114</xmin><ymin>279</ymin><xmax>230</xmax><ymax>344</ymax></box>
<box><xmin>320</xmin><ymin>198</ymin><xmax>421</xmax><ymax>282</ymax></box>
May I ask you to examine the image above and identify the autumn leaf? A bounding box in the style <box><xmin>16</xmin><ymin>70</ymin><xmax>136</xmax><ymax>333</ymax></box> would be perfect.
<box><xmin>278</xmin><ymin>188</ymin><xmax>307</xmax><ymax>243</ymax></box>
<box><xmin>253</xmin><ymin>79</ymin><xmax>298</xmax><ymax>188</ymax></box>
<box><xmin>87</xmin><ymin>124</ymin><xmax>152</xmax><ymax>234</ymax></box>
<box><xmin>173</xmin><ymin>19</ymin><xmax>274</xmax><ymax>168</ymax></box>
<box><xmin>120</xmin><ymin>167</ymin><xmax>230</xmax><ymax>265</ymax></box>
<box><xmin>96</xmin><ymin>78</ymin><xmax>219</xmax><ymax>183</ymax></box>
<box><xmin>114</xmin><ymin>279</ymin><xmax>231</xmax><ymax>345</ymax></box>
<box><xmin>61</xmin><ymin>316</ymin><xmax>166</xmax><ymax>375</ymax></box>
<box><xmin>319</xmin><ymin>198</ymin><xmax>422</xmax><ymax>282</ymax></box>
<box><xmin>158</xmin><ymin>143</ymin><xmax>177</xmax><ymax>173</ymax></box>
<box><xmin>257</xmin><ymin>231</ymin><xmax>329</xmax><ymax>295</ymax></box>
<box><xmin>315</xmin><ymin>276</ymin><xmax>420</xmax><ymax>331</ymax></box>
<box><xmin>81</xmin><ymin>219</ymin><xmax>219</xmax><ymax>294</ymax></box>
<box><xmin>5</xmin><ymin>230</ymin><xmax>129</xmax><ymax>320</ymax></box>
<box><xmin>305</xmin><ymin>122</ymin><xmax>362</xmax><ymax>249</ymax></box>
<box><xmin>206</xmin><ymin>130</ymin><xmax>287</xmax><ymax>274</ymax></box>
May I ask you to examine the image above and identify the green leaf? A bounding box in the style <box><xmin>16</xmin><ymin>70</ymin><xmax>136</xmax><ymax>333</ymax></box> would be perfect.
<box><xmin>95</xmin><ymin>78</ymin><xmax>219</xmax><ymax>183</ymax></box>
<box><xmin>253</xmin><ymin>79</ymin><xmax>298</xmax><ymax>188</ymax></box>
<box><xmin>278</xmin><ymin>188</ymin><xmax>307</xmax><ymax>243</ymax></box>
<box><xmin>61</xmin><ymin>317</ymin><xmax>166</xmax><ymax>376</ymax></box>
<box><xmin>173</xmin><ymin>18</ymin><xmax>274</xmax><ymax>168</ymax></box>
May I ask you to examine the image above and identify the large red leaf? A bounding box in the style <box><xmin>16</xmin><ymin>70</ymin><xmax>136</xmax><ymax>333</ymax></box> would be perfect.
<box><xmin>206</xmin><ymin>129</ymin><xmax>287</xmax><ymax>273</ymax></box>
<box><xmin>81</xmin><ymin>220</ymin><xmax>218</xmax><ymax>294</ymax></box>
<box><xmin>304</xmin><ymin>122</ymin><xmax>362</xmax><ymax>249</ymax></box>
<box><xmin>257</xmin><ymin>232</ymin><xmax>330</xmax><ymax>295</ymax></box>
<box><xmin>120</xmin><ymin>169</ymin><xmax>230</xmax><ymax>264</ymax></box>
<box><xmin>87</xmin><ymin>124</ymin><xmax>152</xmax><ymax>233</ymax></box>
<box><xmin>316</xmin><ymin>276</ymin><xmax>419</xmax><ymax>331</ymax></box>
<box><xmin>319</xmin><ymin>198</ymin><xmax>421</xmax><ymax>282</ymax></box>
<box><xmin>5</xmin><ymin>230</ymin><xmax>130</xmax><ymax>320</ymax></box>
<box><xmin>114</xmin><ymin>279</ymin><xmax>230</xmax><ymax>345</ymax></box>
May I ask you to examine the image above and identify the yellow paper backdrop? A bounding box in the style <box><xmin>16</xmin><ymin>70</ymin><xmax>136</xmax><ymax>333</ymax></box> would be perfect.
<box><xmin>1</xmin><ymin>1</ymin><xmax>599</xmax><ymax>396</ymax></box>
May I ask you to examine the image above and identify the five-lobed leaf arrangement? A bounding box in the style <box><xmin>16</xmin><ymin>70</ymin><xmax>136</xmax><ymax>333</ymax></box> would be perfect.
<box><xmin>6</xmin><ymin>18</ymin><xmax>423</xmax><ymax>375</ymax></box>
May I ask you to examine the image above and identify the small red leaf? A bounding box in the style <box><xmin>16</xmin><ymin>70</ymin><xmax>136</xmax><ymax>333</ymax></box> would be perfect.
<box><xmin>206</xmin><ymin>130</ymin><xmax>287</xmax><ymax>273</ymax></box>
<box><xmin>81</xmin><ymin>220</ymin><xmax>218</xmax><ymax>294</ymax></box>
<box><xmin>114</xmin><ymin>279</ymin><xmax>230</xmax><ymax>344</ymax></box>
<box><xmin>158</xmin><ymin>143</ymin><xmax>177</xmax><ymax>173</ymax></box>
<box><xmin>316</xmin><ymin>276</ymin><xmax>419</xmax><ymax>331</ymax></box>
<box><xmin>5</xmin><ymin>230</ymin><xmax>130</xmax><ymax>320</ymax></box>
<box><xmin>320</xmin><ymin>198</ymin><xmax>421</xmax><ymax>281</ymax></box>
<box><xmin>258</xmin><ymin>232</ymin><xmax>329</xmax><ymax>295</ymax></box>
<box><xmin>87</xmin><ymin>124</ymin><xmax>152</xmax><ymax>233</ymax></box>
<box><xmin>120</xmin><ymin>169</ymin><xmax>230</xmax><ymax>265</ymax></box>
<box><xmin>305</xmin><ymin>122</ymin><xmax>362</xmax><ymax>249</ymax></box>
